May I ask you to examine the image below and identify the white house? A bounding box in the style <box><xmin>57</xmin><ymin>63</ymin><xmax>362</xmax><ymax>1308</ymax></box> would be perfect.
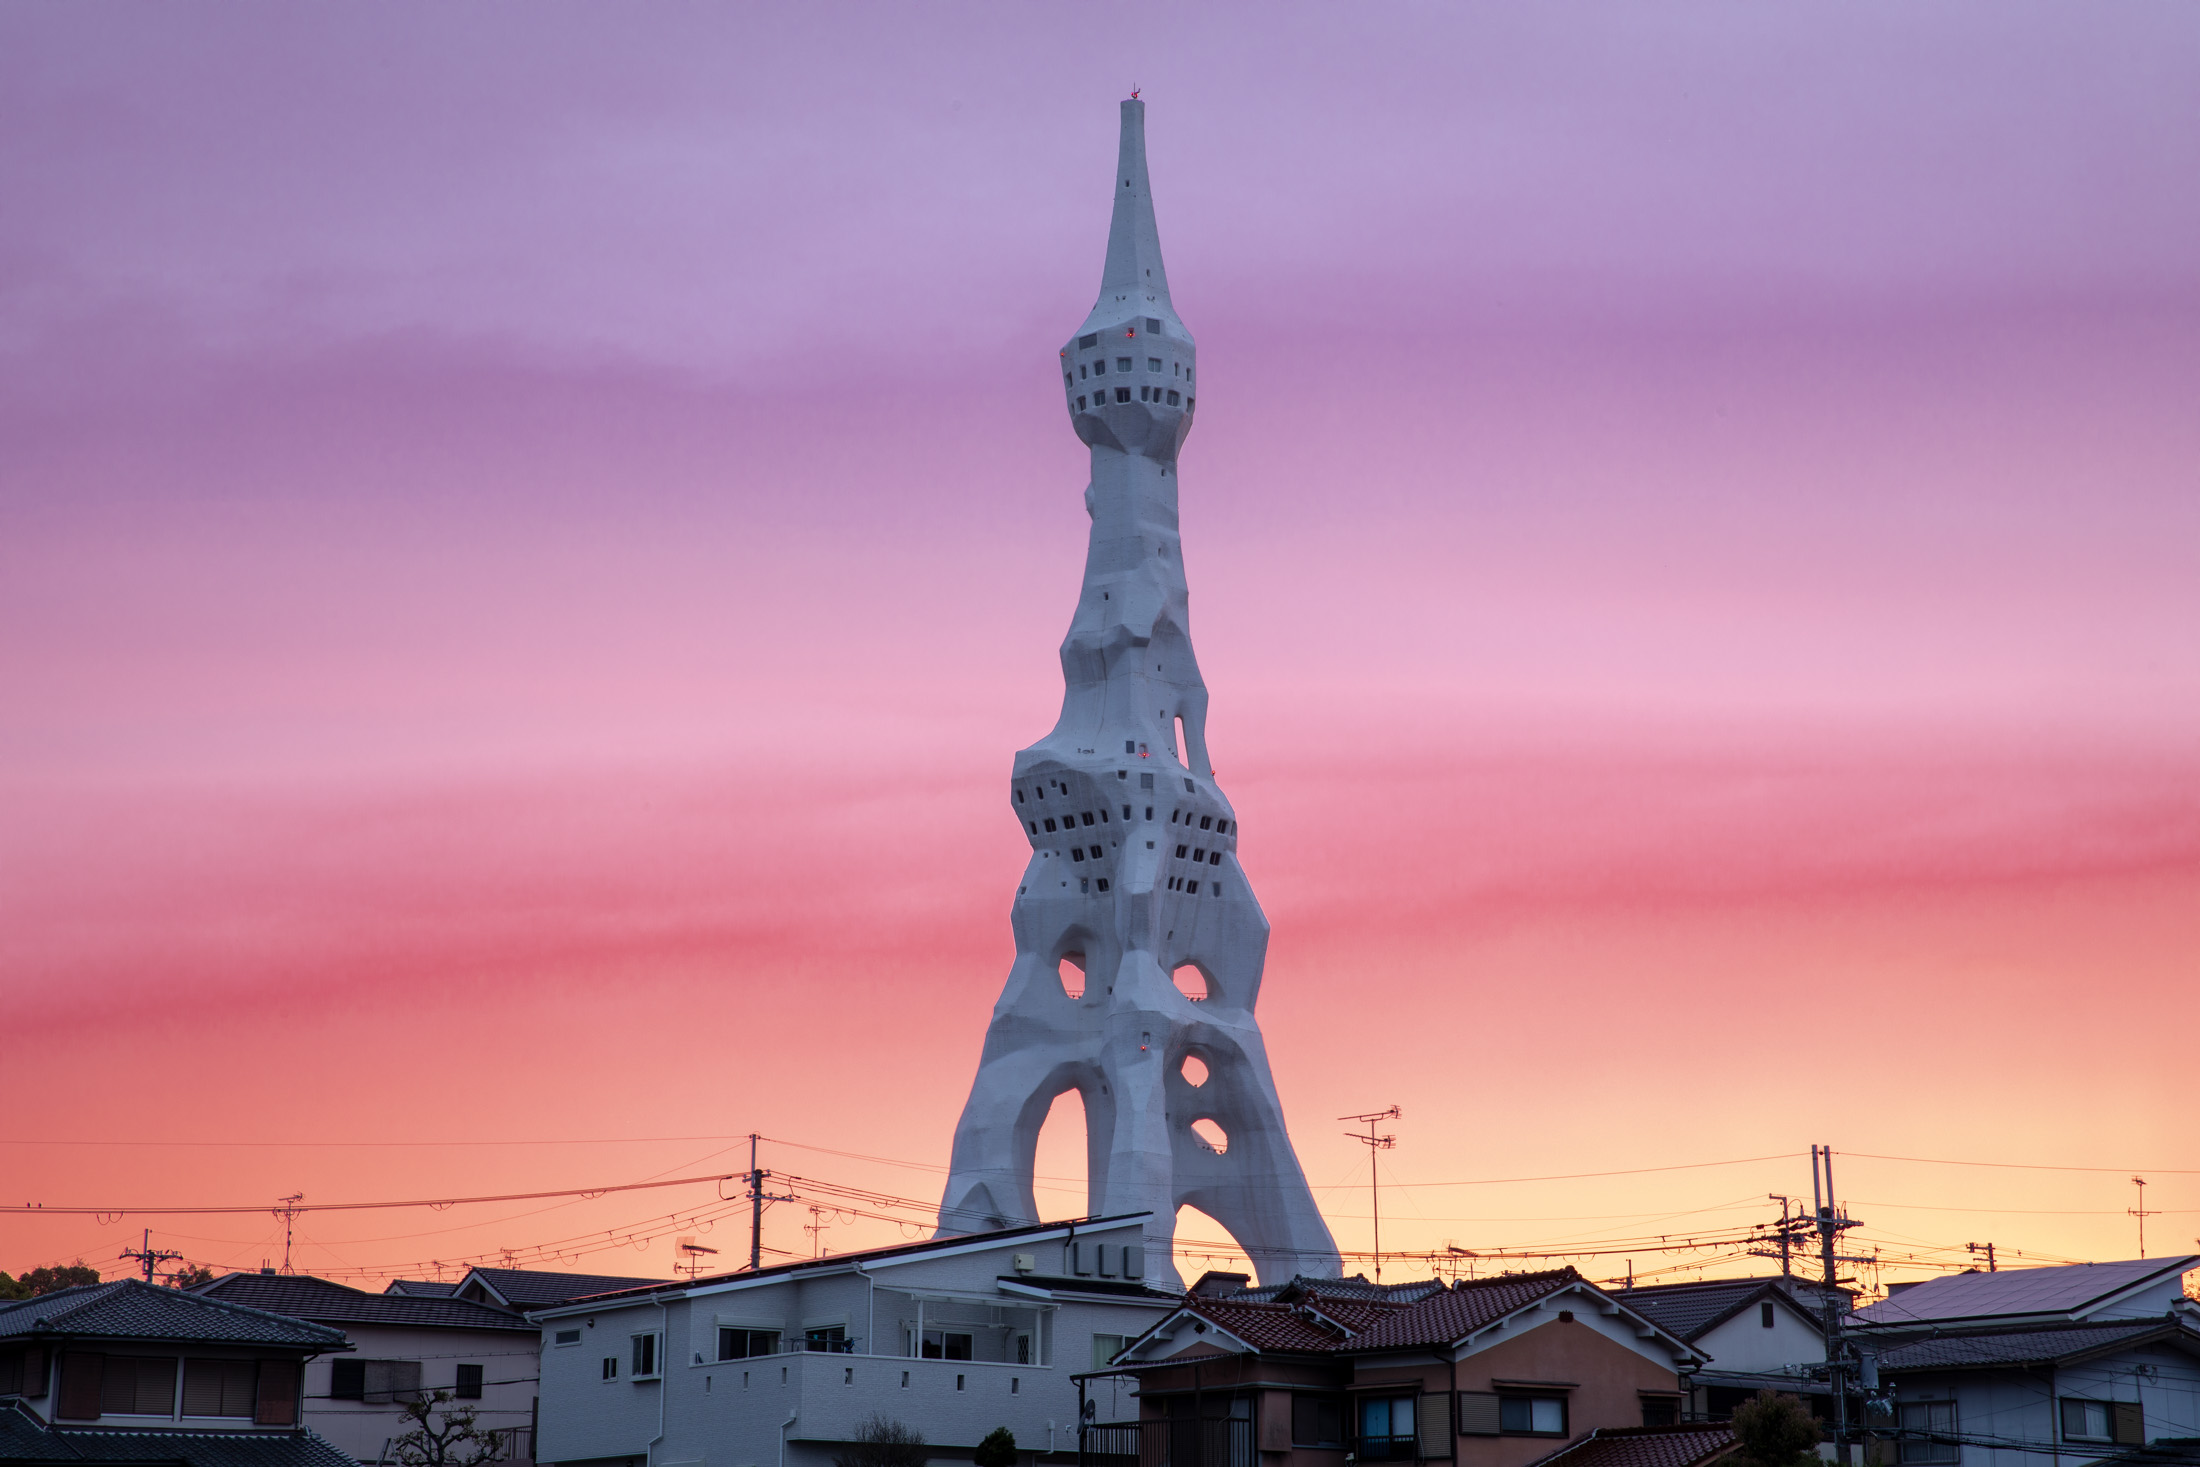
<box><xmin>199</xmin><ymin>1272</ymin><xmax>542</xmax><ymax>1466</ymax></box>
<box><xmin>1613</xmin><ymin>1277</ymin><xmax>1843</xmax><ymax>1419</ymax></box>
<box><xmin>1847</xmin><ymin>1256</ymin><xmax>2200</xmax><ymax>1467</ymax></box>
<box><xmin>529</xmin><ymin>1215</ymin><xmax>1175</xmax><ymax>1467</ymax></box>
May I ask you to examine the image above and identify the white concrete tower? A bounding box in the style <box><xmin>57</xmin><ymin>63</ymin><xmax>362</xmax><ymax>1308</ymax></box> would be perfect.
<box><xmin>936</xmin><ymin>98</ymin><xmax>1341</xmax><ymax>1287</ymax></box>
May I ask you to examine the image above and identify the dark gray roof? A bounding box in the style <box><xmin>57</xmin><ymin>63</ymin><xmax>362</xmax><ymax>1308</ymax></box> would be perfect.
<box><xmin>1875</xmin><ymin>1321</ymin><xmax>2200</xmax><ymax>1371</ymax></box>
<box><xmin>0</xmin><ymin>1282</ymin><xmax>343</xmax><ymax>1350</ymax></box>
<box><xmin>2092</xmin><ymin>1440</ymin><xmax>2200</xmax><ymax>1467</ymax></box>
<box><xmin>380</xmin><ymin>1281</ymin><xmax>457</xmax><ymax>1298</ymax></box>
<box><xmin>198</xmin><ymin>1275</ymin><xmax>526</xmax><ymax>1332</ymax></box>
<box><xmin>1523</xmin><ymin>1424</ymin><xmax>1739</xmax><ymax>1467</ymax></box>
<box><xmin>0</xmin><ymin>1407</ymin><xmax>355</xmax><ymax>1467</ymax></box>
<box><xmin>460</xmin><ymin>1268</ymin><xmax>671</xmax><ymax>1308</ymax></box>
<box><xmin>1615</xmin><ymin>1278</ymin><xmax>1836</xmax><ymax>1342</ymax></box>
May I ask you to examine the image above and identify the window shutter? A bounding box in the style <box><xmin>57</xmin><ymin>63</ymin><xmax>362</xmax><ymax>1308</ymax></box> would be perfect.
<box><xmin>1124</xmin><ymin>1246</ymin><xmax>1144</xmax><ymax>1279</ymax></box>
<box><xmin>1418</xmin><ymin>1394</ymin><xmax>1454</xmax><ymax>1459</ymax></box>
<box><xmin>255</xmin><ymin>1359</ymin><xmax>299</xmax><ymax>1426</ymax></box>
<box><xmin>57</xmin><ymin>1353</ymin><xmax>104</xmax><ymax>1420</ymax></box>
<box><xmin>1259</xmin><ymin>1393</ymin><xmax>1292</xmax><ymax>1452</ymax></box>
<box><xmin>1456</xmin><ymin>1391</ymin><xmax>1500</xmax><ymax>1437</ymax></box>
<box><xmin>364</xmin><ymin>1359</ymin><xmax>394</xmax><ymax>1405</ymax></box>
<box><xmin>21</xmin><ymin>1348</ymin><xmax>48</xmax><ymax>1398</ymax></box>
<box><xmin>2111</xmin><ymin>1402</ymin><xmax>2144</xmax><ymax>1446</ymax></box>
<box><xmin>396</xmin><ymin>1360</ymin><xmax>424</xmax><ymax>1400</ymax></box>
<box><xmin>331</xmin><ymin>1358</ymin><xmax>366</xmax><ymax>1400</ymax></box>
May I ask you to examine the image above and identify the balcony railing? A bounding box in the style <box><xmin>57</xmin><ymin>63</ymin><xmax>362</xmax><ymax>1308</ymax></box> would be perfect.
<box><xmin>1080</xmin><ymin>1419</ymin><xmax>1252</xmax><ymax>1467</ymax></box>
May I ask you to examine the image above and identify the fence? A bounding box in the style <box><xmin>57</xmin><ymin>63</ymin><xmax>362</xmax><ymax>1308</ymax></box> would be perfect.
<box><xmin>1080</xmin><ymin>1418</ymin><xmax>1253</xmax><ymax>1467</ymax></box>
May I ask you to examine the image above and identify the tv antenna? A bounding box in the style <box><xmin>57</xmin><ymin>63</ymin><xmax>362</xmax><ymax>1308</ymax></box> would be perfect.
<box><xmin>2131</xmin><ymin>1178</ymin><xmax>2159</xmax><ymax>1258</ymax></box>
<box><xmin>675</xmin><ymin>1236</ymin><xmax>720</xmax><ymax>1280</ymax></box>
<box><xmin>274</xmin><ymin>1195</ymin><xmax>305</xmax><ymax>1274</ymax></box>
<box><xmin>1340</xmin><ymin>1107</ymin><xmax>1400</xmax><ymax>1282</ymax></box>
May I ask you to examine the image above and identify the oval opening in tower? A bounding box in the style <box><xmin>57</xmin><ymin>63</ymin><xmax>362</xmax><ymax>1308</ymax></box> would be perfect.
<box><xmin>1058</xmin><ymin>952</ymin><xmax>1086</xmax><ymax>1000</ymax></box>
<box><xmin>1179</xmin><ymin>1054</ymin><xmax>1210</xmax><ymax>1088</ymax></box>
<box><xmin>1172</xmin><ymin>963</ymin><xmax>1208</xmax><ymax>1003</ymax></box>
<box><xmin>1189</xmin><ymin>1118</ymin><xmax>1228</xmax><ymax>1154</ymax></box>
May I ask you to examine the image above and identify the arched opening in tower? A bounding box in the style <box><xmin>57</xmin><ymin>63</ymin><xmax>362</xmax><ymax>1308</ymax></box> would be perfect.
<box><xmin>1171</xmin><ymin>1203</ymin><xmax>1249</xmax><ymax>1291</ymax></box>
<box><xmin>1171</xmin><ymin>963</ymin><xmax>1209</xmax><ymax>1002</ymax></box>
<box><xmin>1188</xmin><ymin>1117</ymin><xmax>1228</xmax><ymax>1154</ymax></box>
<box><xmin>1031</xmin><ymin>1088</ymin><xmax>1090</xmax><ymax>1219</ymax></box>
<box><xmin>1179</xmin><ymin>1053</ymin><xmax>1210</xmax><ymax>1087</ymax></box>
<box><xmin>1057</xmin><ymin>952</ymin><xmax>1086</xmax><ymax>1000</ymax></box>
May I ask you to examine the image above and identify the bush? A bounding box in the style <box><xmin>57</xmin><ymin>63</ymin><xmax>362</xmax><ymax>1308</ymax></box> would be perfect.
<box><xmin>1733</xmin><ymin>1391</ymin><xmax>1823</xmax><ymax>1467</ymax></box>
<box><xmin>973</xmin><ymin>1428</ymin><xmax>1016</xmax><ymax>1467</ymax></box>
<box><xmin>833</xmin><ymin>1416</ymin><xmax>927</xmax><ymax>1467</ymax></box>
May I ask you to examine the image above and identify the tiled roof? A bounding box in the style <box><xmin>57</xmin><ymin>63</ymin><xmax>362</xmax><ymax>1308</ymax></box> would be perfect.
<box><xmin>1875</xmin><ymin>1321</ymin><xmax>2195</xmax><ymax>1371</ymax></box>
<box><xmin>0</xmin><ymin>1407</ymin><xmax>355</xmax><ymax>1467</ymax></box>
<box><xmin>0</xmin><ymin>1282</ymin><xmax>343</xmax><ymax>1349</ymax></box>
<box><xmin>1345</xmin><ymin>1269</ymin><xmax>1584</xmax><ymax>1352</ymax></box>
<box><xmin>1615</xmin><ymin>1278</ymin><xmax>1838</xmax><ymax>1342</ymax></box>
<box><xmin>1852</xmin><ymin>1257</ymin><xmax>2200</xmax><ymax>1330</ymax></box>
<box><xmin>381</xmin><ymin>1281</ymin><xmax>457</xmax><ymax>1298</ymax></box>
<box><xmin>462</xmin><ymin>1267</ymin><xmax>671</xmax><ymax>1308</ymax></box>
<box><xmin>199</xmin><ymin>1275</ymin><xmax>526</xmax><ymax>1332</ymax></box>
<box><xmin>1241</xmin><ymin>1275</ymin><xmax>1449</xmax><ymax>1306</ymax></box>
<box><xmin>1187</xmin><ymin>1299</ymin><xmax>1357</xmax><ymax>1353</ymax></box>
<box><xmin>1523</xmin><ymin>1425</ymin><xmax>1739</xmax><ymax>1467</ymax></box>
<box><xmin>2092</xmin><ymin>1439</ymin><xmax>2200</xmax><ymax>1467</ymax></box>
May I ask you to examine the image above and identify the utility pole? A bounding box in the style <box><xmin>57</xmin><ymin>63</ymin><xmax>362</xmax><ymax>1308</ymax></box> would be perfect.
<box><xmin>1748</xmin><ymin>1195</ymin><xmax>1804</xmax><ymax>1278</ymax></box>
<box><xmin>1811</xmin><ymin>1145</ymin><xmax>1870</xmax><ymax>1467</ymax></box>
<box><xmin>2130</xmin><ymin>1178</ymin><xmax>2158</xmax><ymax>1259</ymax></box>
<box><xmin>274</xmin><ymin>1195</ymin><xmax>305</xmax><ymax>1274</ymax></box>
<box><xmin>743</xmin><ymin>1135</ymin><xmax>796</xmax><ymax>1271</ymax></box>
<box><xmin>119</xmin><ymin>1229</ymin><xmax>183</xmax><ymax>1285</ymax></box>
<box><xmin>1340</xmin><ymin>1107</ymin><xmax>1400</xmax><ymax>1283</ymax></box>
<box><xmin>1965</xmin><ymin>1242</ymin><xmax>1997</xmax><ymax>1273</ymax></box>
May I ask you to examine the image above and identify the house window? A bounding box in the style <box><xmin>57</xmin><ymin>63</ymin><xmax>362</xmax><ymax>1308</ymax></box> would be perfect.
<box><xmin>181</xmin><ymin>1359</ymin><xmax>256</xmax><ymax>1417</ymax></box>
<box><xmin>1641</xmin><ymin>1395</ymin><xmax>1680</xmax><ymax>1428</ymax></box>
<box><xmin>553</xmin><ymin>1330</ymin><xmax>581</xmax><ymax>1347</ymax></box>
<box><xmin>1499</xmin><ymin>1396</ymin><xmax>1567</xmax><ymax>1436</ymax></box>
<box><xmin>454</xmin><ymin>1364</ymin><xmax>483</xmax><ymax>1400</ymax></box>
<box><xmin>918</xmin><ymin>1331</ymin><xmax>971</xmax><ymax>1361</ymax></box>
<box><xmin>602</xmin><ymin>1358</ymin><xmax>617</xmax><ymax>1381</ymax></box>
<box><xmin>1017</xmin><ymin>1336</ymin><xmax>1032</xmax><ymax>1365</ymax></box>
<box><xmin>806</xmin><ymin>1326</ymin><xmax>852</xmax><ymax>1354</ymax></box>
<box><xmin>1359</xmin><ymin>1395</ymin><xmax>1417</xmax><ymax>1460</ymax></box>
<box><xmin>721</xmin><ymin>1329</ymin><xmax>781</xmax><ymax>1360</ymax></box>
<box><xmin>96</xmin><ymin>1355</ymin><xmax>177</xmax><ymax>1416</ymax></box>
<box><xmin>1762</xmin><ymin>1302</ymin><xmax>1776</xmax><ymax>1327</ymax></box>
<box><xmin>1899</xmin><ymin>1401</ymin><xmax>1959</xmax><ymax>1463</ymax></box>
<box><xmin>1116</xmin><ymin>357</ymin><xmax>1133</xmax><ymax>372</ymax></box>
<box><xmin>1294</xmin><ymin>1394</ymin><xmax>1346</xmax><ymax>1447</ymax></box>
<box><xmin>2061</xmin><ymin>1399</ymin><xmax>2142</xmax><ymax>1446</ymax></box>
<box><xmin>630</xmin><ymin>1333</ymin><xmax>659</xmax><ymax>1379</ymax></box>
<box><xmin>1091</xmin><ymin>1335</ymin><xmax>1128</xmax><ymax>1369</ymax></box>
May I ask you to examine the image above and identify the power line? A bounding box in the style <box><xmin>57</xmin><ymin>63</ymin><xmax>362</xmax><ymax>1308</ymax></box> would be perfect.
<box><xmin>12</xmin><ymin>1170</ymin><xmax>741</xmax><ymax>1217</ymax></box>
<box><xmin>1846</xmin><ymin>1152</ymin><xmax>2200</xmax><ymax>1177</ymax></box>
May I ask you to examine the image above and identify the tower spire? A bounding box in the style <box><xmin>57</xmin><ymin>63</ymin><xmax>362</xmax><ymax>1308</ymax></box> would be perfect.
<box><xmin>1088</xmin><ymin>96</ymin><xmax>1176</xmax><ymax>331</ymax></box>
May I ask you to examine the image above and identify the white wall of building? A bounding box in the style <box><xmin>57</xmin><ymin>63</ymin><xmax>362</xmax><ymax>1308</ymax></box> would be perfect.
<box><xmin>1693</xmin><ymin>1297</ymin><xmax>1826</xmax><ymax>1375</ymax></box>
<box><xmin>304</xmin><ymin>1322</ymin><xmax>540</xmax><ymax>1465</ymax></box>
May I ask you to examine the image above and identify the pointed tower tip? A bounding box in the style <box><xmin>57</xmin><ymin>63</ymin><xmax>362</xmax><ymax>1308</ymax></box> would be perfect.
<box><xmin>1090</xmin><ymin>95</ymin><xmax>1173</xmax><ymax>324</ymax></box>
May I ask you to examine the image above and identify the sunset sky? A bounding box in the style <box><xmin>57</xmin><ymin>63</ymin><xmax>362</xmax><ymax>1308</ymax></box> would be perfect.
<box><xmin>4</xmin><ymin>4</ymin><xmax>2197</xmax><ymax>1293</ymax></box>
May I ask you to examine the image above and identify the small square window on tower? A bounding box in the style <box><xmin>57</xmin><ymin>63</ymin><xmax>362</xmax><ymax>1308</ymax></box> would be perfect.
<box><xmin>1148</xmin><ymin>358</ymin><xmax>1162</xmax><ymax>372</ymax></box>
<box><xmin>1166</xmin><ymin>390</ymin><xmax>1180</xmax><ymax>405</ymax></box>
<box><xmin>1116</xmin><ymin>357</ymin><xmax>1133</xmax><ymax>372</ymax></box>
<box><xmin>1116</xmin><ymin>387</ymin><xmax>1131</xmax><ymax>403</ymax></box>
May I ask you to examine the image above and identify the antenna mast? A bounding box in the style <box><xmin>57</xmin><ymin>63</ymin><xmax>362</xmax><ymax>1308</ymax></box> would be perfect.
<box><xmin>1340</xmin><ymin>1107</ymin><xmax>1401</xmax><ymax>1283</ymax></box>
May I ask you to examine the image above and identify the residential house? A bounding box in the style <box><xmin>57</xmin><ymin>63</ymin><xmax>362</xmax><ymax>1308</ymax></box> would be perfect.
<box><xmin>1097</xmin><ymin>1267</ymin><xmax>1707</xmax><ymax>1467</ymax></box>
<box><xmin>0</xmin><ymin>1279</ymin><xmax>353</xmax><ymax>1467</ymax></box>
<box><xmin>1612</xmin><ymin>1278</ymin><xmax>1844</xmax><ymax>1419</ymax></box>
<box><xmin>198</xmin><ymin>1273</ymin><xmax>540</xmax><ymax>1466</ymax></box>
<box><xmin>529</xmin><ymin>1214</ymin><xmax>1173</xmax><ymax>1467</ymax></box>
<box><xmin>1845</xmin><ymin>1256</ymin><xmax>2200</xmax><ymax>1467</ymax></box>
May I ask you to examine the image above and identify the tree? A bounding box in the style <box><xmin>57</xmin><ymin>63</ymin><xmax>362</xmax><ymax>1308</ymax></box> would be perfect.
<box><xmin>832</xmin><ymin>1416</ymin><xmax>927</xmax><ymax>1467</ymax></box>
<box><xmin>0</xmin><ymin>1263</ymin><xmax>104</xmax><ymax>1300</ymax></box>
<box><xmin>973</xmin><ymin>1428</ymin><xmax>1017</xmax><ymax>1467</ymax></box>
<box><xmin>165</xmin><ymin>1265</ymin><xmax>218</xmax><ymax>1290</ymax></box>
<box><xmin>1732</xmin><ymin>1391</ymin><xmax>1823</xmax><ymax>1467</ymax></box>
<box><xmin>390</xmin><ymin>1390</ymin><xmax>509</xmax><ymax>1467</ymax></box>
